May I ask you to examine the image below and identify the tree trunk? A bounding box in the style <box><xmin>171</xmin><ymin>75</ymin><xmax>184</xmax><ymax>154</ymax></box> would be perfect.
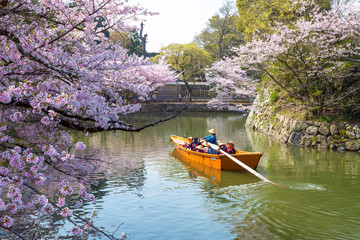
<box><xmin>184</xmin><ymin>81</ymin><xmax>193</xmax><ymax>102</ymax></box>
<box><xmin>139</xmin><ymin>22</ymin><xmax>147</xmax><ymax>58</ymax></box>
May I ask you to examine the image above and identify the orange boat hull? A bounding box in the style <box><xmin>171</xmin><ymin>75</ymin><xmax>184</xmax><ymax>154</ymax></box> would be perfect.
<box><xmin>170</xmin><ymin>135</ymin><xmax>262</xmax><ymax>170</ymax></box>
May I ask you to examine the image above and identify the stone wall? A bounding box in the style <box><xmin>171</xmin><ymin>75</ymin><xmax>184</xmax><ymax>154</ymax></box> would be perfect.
<box><xmin>246</xmin><ymin>92</ymin><xmax>360</xmax><ymax>152</ymax></box>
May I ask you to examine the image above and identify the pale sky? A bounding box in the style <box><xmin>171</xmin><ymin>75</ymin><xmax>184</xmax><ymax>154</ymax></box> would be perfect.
<box><xmin>131</xmin><ymin>0</ymin><xmax>227</xmax><ymax>52</ymax></box>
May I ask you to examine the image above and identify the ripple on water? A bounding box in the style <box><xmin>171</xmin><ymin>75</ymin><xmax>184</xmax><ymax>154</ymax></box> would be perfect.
<box><xmin>205</xmin><ymin>181</ymin><xmax>355</xmax><ymax>240</ymax></box>
<box><xmin>287</xmin><ymin>182</ymin><xmax>327</xmax><ymax>191</ymax></box>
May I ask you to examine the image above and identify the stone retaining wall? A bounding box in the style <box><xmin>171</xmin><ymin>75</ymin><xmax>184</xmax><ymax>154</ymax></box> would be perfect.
<box><xmin>245</xmin><ymin>99</ymin><xmax>360</xmax><ymax>152</ymax></box>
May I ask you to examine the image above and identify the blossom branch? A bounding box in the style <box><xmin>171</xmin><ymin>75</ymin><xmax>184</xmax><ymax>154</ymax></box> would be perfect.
<box><xmin>0</xmin><ymin>29</ymin><xmax>75</xmax><ymax>84</ymax></box>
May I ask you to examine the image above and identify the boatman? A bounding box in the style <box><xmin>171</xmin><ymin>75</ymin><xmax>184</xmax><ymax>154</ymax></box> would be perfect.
<box><xmin>202</xmin><ymin>128</ymin><xmax>218</xmax><ymax>154</ymax></box>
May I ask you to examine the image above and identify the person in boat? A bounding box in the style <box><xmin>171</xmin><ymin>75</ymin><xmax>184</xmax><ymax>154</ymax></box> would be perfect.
<box><xmin>218</xmin><ymin>141</ymin><xmax>227</xmax><ymax>153</ymax></box>
<box><xmin>190</xmin><ymin>138</ymin><xmax>199</xmax><ymax>151</ymax></box>
<box><xmin>196</xmin><ymin>145</ymin><xmax>205</xmax><ymax>153</ymax></box>
<box><xmin>226</xmin><ymin>141</ymin><xmax>236</xmax><ymax>154</ymax></box>
<box><xmin>202</xmin><ymin>128</ymin><xmax>217</xmax><ymax>144</ymax></box>
<box><xmin>201</xmin><ymin>128</ymin><xmax>218</xmax><ymax>154</ymax></box>
<box><xmin>202</xmin><ymin>142</ymin><xmax>209</xmax><ymax>153</ymax></box>
<box><xmin>185</xmin><ymin>137</ymin><xmax>193</xmax><ymax>149</ymax></box>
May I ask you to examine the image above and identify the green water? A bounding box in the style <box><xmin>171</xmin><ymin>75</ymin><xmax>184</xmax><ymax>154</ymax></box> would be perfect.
<box><xmin>63</xmin><ymin>112</ymin><xmax>360</xmax><ymax>239</ymax></box>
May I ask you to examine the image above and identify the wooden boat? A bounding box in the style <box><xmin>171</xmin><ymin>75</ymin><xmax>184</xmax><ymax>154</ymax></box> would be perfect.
<box><xmin>171</xmin><ymin>150</ymin><xmax>259</xmax><ymax>187</ymax></box>
<box><xmin>170</xmin><ymin>135</ymin><xmax>263</xmax><ymax>170</ymax></box>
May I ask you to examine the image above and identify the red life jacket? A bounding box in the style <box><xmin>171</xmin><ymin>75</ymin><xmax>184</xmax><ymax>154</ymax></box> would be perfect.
<box><xmin>227</xmin><ymin>147</ymin><xmax>236</xmax><ymax>154</ymax></box>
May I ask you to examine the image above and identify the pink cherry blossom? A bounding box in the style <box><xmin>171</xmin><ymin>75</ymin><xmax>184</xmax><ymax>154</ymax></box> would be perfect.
<box><xmin>220</xmin><ymin>0</ymin><xmax>360</xmax><ymax>111</ymax></box>
<box><xmin>35</xmin><ymin>174</ymin><xmax>47</xmax><ymax>185</ymax></box>
<box><xmin>9</xmin><ymin>112</ymin><xmax>22</xmax><ymax>122</ymax></box>
<box><xmin>0</xmin><ymin>133</ymin><xmax>8</xmax><ymax>143</ymax></box>
<box><xmin>57</xmin><ymin>197</ymin><xmax>66</xmax><ymax>207</ymax></box>
<box><xmin>6</xmin><ymin>203</ymin><xmax>17</xmax><ymax>214</ymax></box>
<box><xmin>75</xmin><ymin>142</ymin><xmax>86</xmax><ymax>151</ymax></box>
<box><xmin>38</xmin><ymin>195</ymin><xmax>48</xmax><ymax>206</ymax></box>
<box><xmin>1</xmin><ymin>215</ymin><xmax>14</xmax><ymax>228</ymax></box>
<box><xmin>26</xmin><ymin>153</ymin><xmax>40</xmax><ymax>164</ymax></box>
<box><xmin>12</xmin><ymin>176</ymin><xmax>23</xmax><ymax>186</ymax></box>
<box><xmin>60</xmin><ymin>207</ymin><xmax>73</xmax><ymax>217</ymax></box>
<box><xmin>11</xmin><ymin>193</ymin><xmax>22</xmax><ymax>204</ymax></box>
<box><xmin>60</xmin><ymin>180</ymin><xmax>69</xmax><ymax>188</ymax></box>
<box><xmin>0</xmin><ymin>91</ymin><xmax>12</xmax><ymax>104</ymax></box>
<box><xmin>85</xmin><ymin>193</ymin><xmax>97</xmax><ymax>202</ymax></box>
<box><xmin>15</xmin><ymin>160</ymin><xmax>25</xmax><ymax>171</ymax></box>
<box><xmin>41</xmin><ymin>116</ymin><xmax>51</xmax><ymax>125</ymax></box>
<box><xmin>7</xmin><ymin>187</ymin><xmax>20</xmax><ymax>199</ymax></box>
<box><xmin>207</xmin><ymin>58</ymin><xmax>257</xmax><ymax>111</ymax></box>
<box><xmin>24</xmin><ymin>200</ymin><xmax>34</xmax><ymax>209</ymax></box>
<box><xmin>84</xmin><ymin>223</ymin><xmax>90</xmax><ymax>230</ymax></box>
<box><xmin>41</xmin><ymin>203</ymin><xmax>54</xmax><ymax>214</ymax></box>
<box><xmin>75</xmin><ymin>199</ymin><xmax>83</xmax><ymax>208</ymax></box>
<box><xmin>0</xmin><ymin>167</ymin><xmax>9</xmax><ymax>175</ymax></box>
<box><xmin>70</xmin><ymin>225</ymin><xmax>83</xmax><ymax>236</ymax></box>
<box><xmin>0</xmin><ymin>177</ymin><xmax>10</xmax><ymax>187</ymax></box>
<box><xmin>0</xmin><ymin>0</ymin><xmax>176</xmax><ymax>237</ymax></box>
<box><xmin>60</xmin><ymin>151</ymin><xmax>70</xmax><ymax>161</ymax></box>
<box><xmin>61</xmin><ymin>185</ymin><xmax>73</xmax><ymax>196</ymax></box>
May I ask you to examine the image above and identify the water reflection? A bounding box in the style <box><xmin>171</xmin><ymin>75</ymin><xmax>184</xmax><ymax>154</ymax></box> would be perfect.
<box><xmin>171</xmin><ymin>149</ymin><xmax>259</xmax><ymax>188</ymax></box>
<box><xmin>247</xmin><ymin>127</ymin><xmax>360</xmax><ymax>178</ymax></box>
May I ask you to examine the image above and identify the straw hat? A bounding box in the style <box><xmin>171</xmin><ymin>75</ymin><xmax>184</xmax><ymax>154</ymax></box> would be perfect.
<box><xmin>219</xmin><ymin>142</ymin><xmax>226</xmax><ymax>147</ymax></box>
<box><xmin>209</xmin><ymin>128</ymin><xmax>216</xmax><ymax>134</ymax></box>
<box><xmin>196</xmin><ymin>145</ymin><xmax>204</xmax><ymax>150</ymax></box>
<box><xmin>228</xmin><ymin>141</ymin><xmax>234</xmax><ymax>146</ymax></box>
<box><xmin>203</xmin><ymin>142</ymin><xmax>209</xmax><ymax>147</ymax></box>
<box><xmin>187</xmin><ymin>136</ymin><xmax>193</xmax><ymax>141</ymax></box>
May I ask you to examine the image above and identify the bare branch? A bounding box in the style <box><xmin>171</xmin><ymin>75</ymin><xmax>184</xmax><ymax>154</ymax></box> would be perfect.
<box><xmin>0</xmin><ymin>226</ymin><xmax>28</xmax><ymax>240</ymax></box>
<box><xmin>60</xmin><ymin>106</ymin><xmax>188</xmax><ymax>133</ymax></box>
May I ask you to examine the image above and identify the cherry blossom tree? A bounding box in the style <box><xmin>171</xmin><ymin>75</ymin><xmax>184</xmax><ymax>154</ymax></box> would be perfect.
<box><xmin>206</xmin><ymin>58</ymin><xmax>257</xmax><ymax>111</ymax></box>
<box><xmin>210</xmin><ymin>0</ymin><xmax>360</xmax><ymax>116</ymax></box>
<box><xmin>0</xmin><ymin>0</ymin><xmax>178</xmax><ymax>238</ymax></box>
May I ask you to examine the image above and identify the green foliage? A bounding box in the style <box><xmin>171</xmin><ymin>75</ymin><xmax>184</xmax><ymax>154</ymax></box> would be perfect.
<box><xmin>269</xmin><ymin>91</ymin><xmax>279</xmax><ymax>104</ymax></box>
<box><xmin>331</xmin><ymin>134</ymin><xmax>347</xmax><ymax>144</ymax></box>
<box><xmin>236</xmin><ymin>0</ymin><xmax>332</xmax><ymax>41</ymax></box>
<box><xmin>110</xmin><ymin>30</ymin><xmax>142</xmax><ymax>56</ymax></box>
<box><xmin>152</xmin><ymin>43</ymin><xmax>212</xmax><ymax>81</ymax></box>
<box><xmin>320</xmin><ymin>115</ymin><xmax>331</xmax><ymax>123</ymax></box>
<box><xmin>236</xmin><ymin>0</ymin><xmax>296</xmax><ymax>40</ymax></box>
<box><xmin>195</xmin><ymin>1</ymin><xmax>243</xmax><ymax>60</ymax></box>
<box><xmin>151</xmin><ymin>43</ymin><xmax>213</xmax><ymax>99</ymax></box>
<box><xmin>338</xmin><ymin>129</ymin><xmax>347</xmax><ymax>137</ymax></box>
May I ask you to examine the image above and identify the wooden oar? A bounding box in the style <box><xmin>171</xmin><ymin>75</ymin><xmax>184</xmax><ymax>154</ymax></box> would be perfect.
<box><xmin>207</xmin><ymin>142</ymin><xmax>286</xmax><ymax>188</ymax></box>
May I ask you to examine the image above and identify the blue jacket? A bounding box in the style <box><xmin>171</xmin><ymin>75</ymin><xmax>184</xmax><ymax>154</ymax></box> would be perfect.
<box><xmin>202</xmin><ymin>134</ymin><xmax>217</xmax><ymax>145</ymax></box>
<box><xmin>203</xmin><ymin>134</ymin><xmax>218</xmax><ymax>154</ymax></box>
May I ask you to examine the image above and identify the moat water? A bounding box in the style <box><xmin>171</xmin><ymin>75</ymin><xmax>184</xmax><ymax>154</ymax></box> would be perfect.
<box><xmin>53</xmin><ymin>112</ymin><xmax>360</xmax><ymax>239</ymax></box>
